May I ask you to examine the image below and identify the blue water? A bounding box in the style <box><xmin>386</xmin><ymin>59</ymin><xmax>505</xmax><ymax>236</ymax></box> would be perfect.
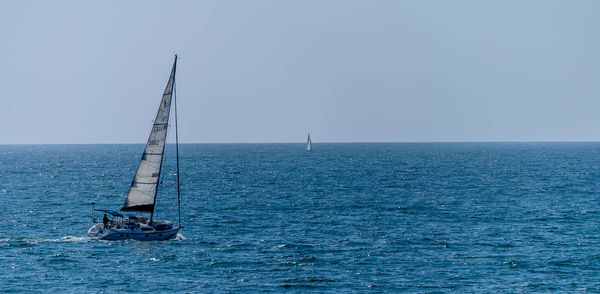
<box><xmin>2</xmin><ymin>143</ymin><xmax>600</xmax><ymax>292</ymax></box>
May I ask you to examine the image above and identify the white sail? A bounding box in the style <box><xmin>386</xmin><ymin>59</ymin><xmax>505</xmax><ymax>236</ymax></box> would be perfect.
<box><xmin>306</xmin><ymin>133</ymin><xmax>311</xmax><ymax>151</ymax></box>
<box><xmin>122</xmin><ymin>57</ymin><xmax>177</xmax><ymax>212</ymax></box>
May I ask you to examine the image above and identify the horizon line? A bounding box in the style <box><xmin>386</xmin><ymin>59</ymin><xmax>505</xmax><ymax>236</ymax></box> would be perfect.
<box><xmin>2</xmin><ymin>140</ymin><xmax>600</xmax><ymax>145</ymax></box>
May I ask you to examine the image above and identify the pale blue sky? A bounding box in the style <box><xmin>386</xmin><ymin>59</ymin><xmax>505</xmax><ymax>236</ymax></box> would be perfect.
<box><xmin>1</xmin><ymin>0</ymin><xmax>599</xmax><ymax>143</ymax></box>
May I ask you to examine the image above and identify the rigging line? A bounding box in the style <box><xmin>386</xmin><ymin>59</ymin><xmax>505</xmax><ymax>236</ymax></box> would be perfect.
<box><xmin>174</xmin><ymin>54</ymin><xmax>182</xmax><ymax>228</ymax></box>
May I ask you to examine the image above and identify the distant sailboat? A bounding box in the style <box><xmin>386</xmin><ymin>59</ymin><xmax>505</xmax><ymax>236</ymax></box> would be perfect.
<box><xmin>88</xmin><ymin>55</ymin><xmax>183</xmax><ymax>241</ymax></box>
<box><xmin>306</xmin><ymin>133</ymin><xmax>312</xmax><ymax>151</ymax></box>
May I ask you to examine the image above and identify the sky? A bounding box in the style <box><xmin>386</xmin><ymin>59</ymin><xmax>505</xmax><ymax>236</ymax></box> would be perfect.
<box><xmin>0</xmin><ymin>0</ymin><xmax>599</xmax><ymax>144</ymax></box>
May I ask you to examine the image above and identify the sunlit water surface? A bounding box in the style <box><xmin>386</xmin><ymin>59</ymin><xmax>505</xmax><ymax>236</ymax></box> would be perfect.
<box><xmin>1</xmin><ymin>143</ymin><xmax>600</xmax><ymax>292</ymax></box>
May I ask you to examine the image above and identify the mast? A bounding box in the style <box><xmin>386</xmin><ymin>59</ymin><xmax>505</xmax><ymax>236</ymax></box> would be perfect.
<box><xmin>174</xmin><ymin>55</ymin><xmax>182</xmax><ymax>228</ymax></box>
<box><xmin>151</xmin><ymin>54</ymin><xmax>178</xmax><ymax>223</ymax></box>
<box><xmin>150</xmin><ymin>56</ymin><xmax>177</xmax><ymax>223</ymax></box>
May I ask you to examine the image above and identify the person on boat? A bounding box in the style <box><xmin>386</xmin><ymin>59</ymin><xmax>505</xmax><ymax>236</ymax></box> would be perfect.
<box><xmin>103</xmin><ymin>214</ymin><xmax>109</xmax><ymax>227</ymax></box>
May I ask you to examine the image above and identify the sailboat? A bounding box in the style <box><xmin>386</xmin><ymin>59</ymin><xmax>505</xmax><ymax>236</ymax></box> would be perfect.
<box><xmin>88</xmin><ymin>55</ymin><xmax>183</xmax><ymax>241</ymax></box>
<box><xmin>306</xmin><ymin>133</ymin><xmax>312</xmax><ymax>151</ymax></box>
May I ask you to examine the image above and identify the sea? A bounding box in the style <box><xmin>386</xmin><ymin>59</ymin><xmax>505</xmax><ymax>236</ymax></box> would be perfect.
<box><xmin>1</xmin><ymin>142</ymin><xmax>600</xmax><ymax>292</ymax></box>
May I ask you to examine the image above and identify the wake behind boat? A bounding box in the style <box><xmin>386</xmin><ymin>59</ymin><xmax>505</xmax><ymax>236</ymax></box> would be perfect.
<box><xmin>88</xmin><ymin>55</ymin><xmax>183</xmax><ymax>241</ymax></box>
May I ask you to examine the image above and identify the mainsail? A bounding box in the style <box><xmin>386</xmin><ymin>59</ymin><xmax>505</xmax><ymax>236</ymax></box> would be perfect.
<box><xmin>306</xmin><ymin>133</ymin><xmax>311</xmax><ymax>151</ymax></box>
<box><xmin>122</xmin><ymin>56</ymin><xmax>177</xmax><ymax>212</ymax></box>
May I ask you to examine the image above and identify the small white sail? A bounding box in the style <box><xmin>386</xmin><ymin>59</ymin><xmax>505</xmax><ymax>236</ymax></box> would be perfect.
<box><xmin>122</xmin><ymin>58</ymin><xmax>177</xmax><ymax>212</ymax></box>
<box><xmin>306</xmin><ymin>133</ymin><xmax>312</xmax><ymax>151</ymax></box>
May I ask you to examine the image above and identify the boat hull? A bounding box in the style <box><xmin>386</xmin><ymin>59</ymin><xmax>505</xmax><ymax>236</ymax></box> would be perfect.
<box><xmin>88</xmin><ymin>224</ymin><xmax>180</xmax><ymax>241</ymax></box>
